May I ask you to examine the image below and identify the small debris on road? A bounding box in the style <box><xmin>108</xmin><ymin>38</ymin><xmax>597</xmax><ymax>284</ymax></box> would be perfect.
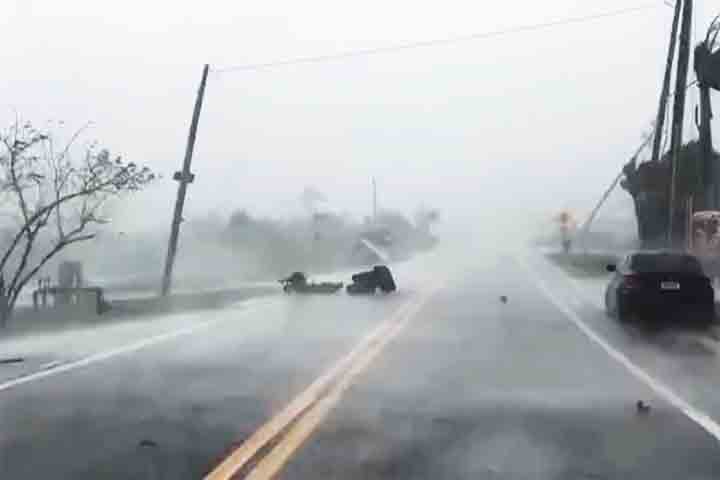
<box><xmin>500</xmin><ymin>295</ymin><xmax>508</xmax><ymax>303</ymax></box>
<box><xmin>138</xmin><ymin>439</ymin><xmax>161</xmax><ymax>480</ymax></box>
<box><xmin>636</xmin><ymin>400</ymin><xmax>651</xmax><ymax>414</ymax></box>
<box><xmin>0</xmin><ymin>357</ymin><xmax>24</xmax><ymax>365</ymax></box>
<box><xmin>40</xmin><ymin>360</ymin><xmax>62</xmax><ymax>371</ymax></box>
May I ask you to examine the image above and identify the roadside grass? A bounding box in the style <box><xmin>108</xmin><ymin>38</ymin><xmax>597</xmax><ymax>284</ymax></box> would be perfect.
<box><xmin>545</xmin><ymin>252</ymin><xmax>619</xmax><ymax>278</ymax></box>
<box><xmin>0</xmin><ymin>286</ymin><xmax>277</xmax><ymax>339</ymax></box>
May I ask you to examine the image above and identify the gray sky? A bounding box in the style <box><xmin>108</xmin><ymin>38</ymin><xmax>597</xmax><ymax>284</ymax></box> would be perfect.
<box><xmin>2</xmin><ymin>0</ymin><xmax>718</xmax><ymax>233</ymax></box>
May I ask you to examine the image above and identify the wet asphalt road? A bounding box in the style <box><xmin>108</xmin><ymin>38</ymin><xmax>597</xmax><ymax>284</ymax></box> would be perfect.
<box><xmin>2</xmin><ymin>252</ymin><xmax>720</xmax><ymax>479</ymax></box>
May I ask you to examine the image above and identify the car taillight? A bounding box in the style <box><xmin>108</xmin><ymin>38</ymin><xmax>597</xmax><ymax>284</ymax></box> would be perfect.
<box><xmin>622</xmin><ymin>275</ymin><xmax>643</xmax><ymax>289</ymax></box>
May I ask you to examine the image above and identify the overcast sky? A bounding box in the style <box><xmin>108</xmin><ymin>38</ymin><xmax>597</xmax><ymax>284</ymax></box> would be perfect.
<box><xmin>2</xmin><ymin>0</ymin><xmax>718</xmax><ymax>233</ymax></box>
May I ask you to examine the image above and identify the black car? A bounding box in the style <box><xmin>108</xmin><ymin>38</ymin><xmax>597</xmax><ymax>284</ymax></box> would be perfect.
<box><xmin>605</xmin><ymin>251</ymin><xmax>715</xmax><ymax>324</ymax></box>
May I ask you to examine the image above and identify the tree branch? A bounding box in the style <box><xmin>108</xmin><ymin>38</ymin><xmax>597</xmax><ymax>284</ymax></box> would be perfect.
<box><xmin>0</xmin><ymin>120</ymin><xmax>156</xmax><ymax>321</ymax></box>
<box><xmin>0</xmin><ymin>172</ymin><xmax>126</xmax><ymax>273</ymax></box>
<box><xmin>7</xmin><ymin>208</ymin><xmax>52</xmax><ymax>296</ymax></box>
<box><xmin>11</xmin><ymin>232</ymin><xmax>95</xmax><ymax>312</ymax></box>
<box><xmin>0</xmin><ymin>189</ymin><xmax>88</xmax><ymax>272</ymax></box>
<box><xmin>3</xmin><ymin>138</ymin><xmax>30</xmax><ymax>226</ymax></box>
<box><xmin>10</xmin><ymin>214</ymin><xmax>87</xmax><ymax>299</ymax></box>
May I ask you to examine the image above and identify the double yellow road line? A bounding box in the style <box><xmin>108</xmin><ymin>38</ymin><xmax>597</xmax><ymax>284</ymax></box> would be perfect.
<box><xmin>206</xmin><ymin>285</ymin><xmax>441</xmax><ymax>480</ymax></box>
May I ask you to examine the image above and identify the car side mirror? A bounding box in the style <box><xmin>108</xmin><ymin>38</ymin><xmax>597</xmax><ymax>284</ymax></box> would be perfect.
<box><xmin>606</xmin><ymin>264</ymin><xmax>617</xmax><ymax>273</ymax></box>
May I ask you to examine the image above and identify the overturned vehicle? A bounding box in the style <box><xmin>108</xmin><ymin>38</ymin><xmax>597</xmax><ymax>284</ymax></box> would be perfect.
<box><xmin>279</xmin><ymin>272</ymin><xmax>343</xmax><ymax>294</ymax></box>
<box><xmin>280</xmin><ymin>266</ymin><xmax>397</xmax><ymax>295</ymax></box>
<box><xmin>346</xmin><ymin>265</ymin><xmax>396</xmax><ymax>295</ymax></box>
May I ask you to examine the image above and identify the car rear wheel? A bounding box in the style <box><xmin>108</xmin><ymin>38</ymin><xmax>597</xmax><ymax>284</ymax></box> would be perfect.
<box><xmin>616</xmin><ymin>294</ymin><xmax>632</xmax><ymax>324</ymax></box>
<box><xmin>605</xmin><ymin>289</ymin><xmax>616</xmax><ymax>318</ymax></box>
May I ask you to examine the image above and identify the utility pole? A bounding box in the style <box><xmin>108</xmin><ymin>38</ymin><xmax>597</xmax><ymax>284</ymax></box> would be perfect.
<box><xmin>580</xmin><ymin>132</ymin><xmax>655</xmax><ymax>250</ymax></box>
<box><xmin>668</xmin><ymin>0</ymin><xmax>693</xmax><ymax>246</ymax></box>
<box><xmin>695</xmin><ymin>40</ymin><xmax>717</xmax><ymax>208</ymax></box>
<box><xmin>161</xmin><ymin>64</ymin><xmax>210</xmax><ymax>296</ymax></box>
<box><xmin>651</xmin><ymin>0</ymin><xmax>682</xmax><ymax>163</ymax></box>
<box><xmin>699</xmin><ymin>79</ymin><xmax>715</xmax><ymax>207</ymax></box>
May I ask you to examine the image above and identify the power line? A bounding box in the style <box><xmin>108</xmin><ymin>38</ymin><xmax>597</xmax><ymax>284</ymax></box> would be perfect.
<box><xmin>213</xmin><ymin>3</ymin><xmax>661</xmax><ymax>74</ymax></box>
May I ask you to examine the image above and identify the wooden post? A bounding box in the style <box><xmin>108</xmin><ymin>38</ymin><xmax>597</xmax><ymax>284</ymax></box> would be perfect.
<box><xmin>668</xmin><ymin>0</ymin><xmax>693</xmax><ymax>247</ymax></box>
<box><xmin>580</xmin><ymin>132</ymin><xmax>654</xmax><ymax>245</ymax></box>
<box><xmin>699</xmin><ymin>86</ymin><xmax>714</xmax><ymax>207</ymax></box>
<box><xmin>695</xmin><ymin>41</ymin><xmax>716</xmax><ymax>208</ymax></box>
<box><xmin>651</xmin><ymin>0</ymin><xmax>682</xmax><ymax>163</ymax></box>
<box><xmin>161</xmin><ymin>64</ymin><xmax>209</xmax><ymax>296</ymax></box>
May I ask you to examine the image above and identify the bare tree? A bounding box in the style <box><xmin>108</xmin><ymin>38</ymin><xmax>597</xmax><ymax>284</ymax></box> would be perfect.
<box><xmin>0</xmin><ymin>120</ymin><xmax>155</xmax><ymax>325</ymax></box>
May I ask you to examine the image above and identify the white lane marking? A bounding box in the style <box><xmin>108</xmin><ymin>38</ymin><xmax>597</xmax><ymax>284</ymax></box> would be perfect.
<box><xmin>533</xmin><ymin>252</ymin><xmax>720</xmax><ymax>351</ymax></box>
<box><xmin>204</xmin><ymin>292</ymin><xmax>431</xmax><ymax>480</ymax></box>
<box><xmin>207</xmin><ymin>283</ymin><xmax>443</xmax><ymax>480</ymax></box>
<box><xmin>240</xmin><ymin>286</ymin><xmax>442</xmax><ymax>480</ymax></box>
<box><xmin>39</xmin><ymin>360</ymin><xmax>63</xmax><ymax>370</ymax></box>
<box><xmin>518</xmin><ymin>257</ymin><xmax>720</xmax><ymax>443</ymax></box>
<box><xmin>0</xmin><ymin>301</ymin><xmax>279</xmax><ymax>393</ymax></box>
<box><xmin>528</xmin><ymin>252</ymin><xmax>606</xmax><ymax>310</ymax></box>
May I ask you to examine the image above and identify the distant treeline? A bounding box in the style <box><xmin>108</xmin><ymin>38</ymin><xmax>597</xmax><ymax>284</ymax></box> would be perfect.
<box><xmin>71</xmin><ymin>208</ymin><xmax>438</xmax><ymax>291</ymax></box>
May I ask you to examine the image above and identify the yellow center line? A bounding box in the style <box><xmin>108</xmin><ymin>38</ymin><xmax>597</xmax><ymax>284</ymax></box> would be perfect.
<box><xmin>243</xmin><ymin>286</ymin><xmax>441</xmax><ymax>480</ymax></box>
<box><xmin>204</xmin><ymin>294</ymin><xmax>426</xmax><ymax>480</ymax></box>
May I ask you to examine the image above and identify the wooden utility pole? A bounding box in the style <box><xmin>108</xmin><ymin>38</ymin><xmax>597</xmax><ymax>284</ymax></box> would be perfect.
<box><xmin>651</xmin><ymin>0</ymin><xmax>682</xmax><ymax>163</ymax></box>
<box><xmin>668</xmin><ymin>0</ymin><xmax>693</xmax><ymax>246</ymax></box>
<box><xmin>161</xmin><ymin>64</ymin><xmax>210</xmax><ymax>296</ymax></box>
<box><xmin>699</xmin><ymin>81</ymin><xmax>715</xmax><ymax>206</ymax></box>
<box><xmin>695</xmin><ymin>39</ymin><xmax>717</xmax><ymax>208</ymax></box>
<box><xmin>579</xmin><ymin>132</ymin><xmax>655</xmax><ymax>249</ymax></box>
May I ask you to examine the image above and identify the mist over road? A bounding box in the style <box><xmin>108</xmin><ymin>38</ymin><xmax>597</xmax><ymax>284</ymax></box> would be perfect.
<box><xmin>1</xmin><ymin>247</ymin><xmax>720</xmax><ymax>479</ymax></box>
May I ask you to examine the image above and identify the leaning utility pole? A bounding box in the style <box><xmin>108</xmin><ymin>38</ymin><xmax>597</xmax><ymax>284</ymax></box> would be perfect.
<box><xmin>668</xmin><ymin>0</ymin><xmax>693</xmax><ymax>246</ymax></box>
<box><xmin>650</xmin><ymin>0</ymin><xmax>682</xmax><ymax>163</ymax></box>
<box><xmin>695</xmin><ymin>16</ymin><xmax>720</xmax><ymax>208</ymax></box>
<box><xmin>161</xmin><ymin>64</ymin><xmax>210</xmax><ymax>296</ymax></box>
<box><xmin>579</xmin><ymin>131</ymin><xmax>655</xmax><ymax>250</ymax></box>
<box><xmin>698</xmin><ymin>69</ymin><xmax>715</xmax><ymax>207</ymax></box>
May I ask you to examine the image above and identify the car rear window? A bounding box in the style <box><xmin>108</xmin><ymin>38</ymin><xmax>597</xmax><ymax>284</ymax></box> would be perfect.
<box><xmin>630</xmin><ymin>254</ymin><xmax>703</xmax><ymax>274</ymax></box>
